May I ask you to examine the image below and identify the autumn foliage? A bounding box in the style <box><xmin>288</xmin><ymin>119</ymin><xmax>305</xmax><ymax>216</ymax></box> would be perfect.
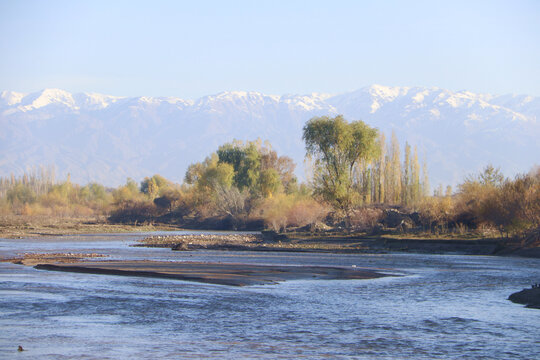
<box><xmin>1</xmin><ymin>120</ymin><xmax>538</xmax><ymax>241</ymax></box>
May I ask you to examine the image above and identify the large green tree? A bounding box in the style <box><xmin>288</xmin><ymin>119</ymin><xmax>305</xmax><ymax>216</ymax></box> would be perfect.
<box><xmin>302</xmin><ymin>115</ymin><xmax>378</xmax><ymax>222</ymax></box>
<box><xmin>216</xmin><ymin>140</ymin><xmax>296</xmax><ymax>197</ymax></box>
<box><xmin>217</xmin><ymin>141</ymin><xmax>261</xmax><ymax>191</ymax></box>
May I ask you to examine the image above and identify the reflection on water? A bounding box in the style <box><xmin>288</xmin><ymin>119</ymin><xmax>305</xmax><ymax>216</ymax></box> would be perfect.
<box><xmin>1</xmin><ymin>233</ymin><xmax>539</xmax><ymax>359</ymax></box>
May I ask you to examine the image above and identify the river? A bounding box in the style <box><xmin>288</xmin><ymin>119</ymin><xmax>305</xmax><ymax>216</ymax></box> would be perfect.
<box><xmin>1</xmin><ymin>232</ymin><xmax>539</xmax><ymax>359</ymax></box>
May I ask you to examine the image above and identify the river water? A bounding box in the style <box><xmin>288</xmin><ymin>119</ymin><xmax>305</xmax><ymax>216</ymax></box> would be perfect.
<box><xmin>1</xmin><ymin>232</ymin><xmax>539</xmax><ymax>359</ymax></box>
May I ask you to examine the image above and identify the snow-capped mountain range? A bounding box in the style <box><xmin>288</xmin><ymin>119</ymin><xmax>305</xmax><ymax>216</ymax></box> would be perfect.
<box><xmin>1</xmin><ymin>85</ymin><xmax>538</xmax><ymax>188</ymax></box>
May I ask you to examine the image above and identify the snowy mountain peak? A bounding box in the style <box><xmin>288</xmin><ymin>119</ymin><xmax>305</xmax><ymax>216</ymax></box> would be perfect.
<box><xmin>367</xmin><ymin>84</ymin><xmax>410</xmax><ymax>100</ymax></box>
<box><xmin>74</xmin><ymin>92</ymin><xmax>125</xmax><ymax>110</ymax></box>
<box><xmin>17</xmin><ymin>88</ymin><xmax>76</xmax><ymax>111</ymax></box>
<box><xmin>204</xmin><ymin>90</ymin><xmax>279</xmax><ymax>102</ymax></box>
<box><xmin>1</xmin><ymin>85</ymin><xmax>538</xmax><ymax>187</ymax></box>
<box><xmin>0</xmin><ymin>90</ymin><xmax>26</xmax><ymax>106</ymax></box>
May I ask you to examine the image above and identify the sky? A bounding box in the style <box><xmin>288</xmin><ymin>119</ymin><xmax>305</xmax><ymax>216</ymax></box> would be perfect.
<box><xmin>1</xmin><ymin>0</ymin><xmax>539</xmax><ymax>98</ymax></box>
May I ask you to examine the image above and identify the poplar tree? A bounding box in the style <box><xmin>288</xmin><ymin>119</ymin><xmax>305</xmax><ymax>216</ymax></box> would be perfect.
<box><xmin>412</xmin><ymin>146</ymin><xmax>421</xmax><ymax>204</ymax></box>
<box><xmin>402</xmin><ymin>142</ymin><xmax>411</xmax><ymax>205</ymax></box>
<box><xmin>422</xmin><ymin>155</ymin><xmax>430</xmax><ymax>197</ymax></box>
<box><xmin>389</xmin><ymin>131</ymin><xmax>402</xmax><ymax>203</ymax></box>
<box><xmin>376</xmin><ymin>132</ymin><xmax>386</xmax><ymax>203</ymax></box>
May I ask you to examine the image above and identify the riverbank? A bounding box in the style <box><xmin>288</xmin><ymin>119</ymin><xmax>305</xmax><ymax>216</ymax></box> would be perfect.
<box><xmin>0</xmin><ymin>215</ymin><xmax>181</xmax><ymax>238</ymax></box>
<box><xmin>2</xmin><ymin>252</ymin><xmax>106</xmax><ymax>266</ymax></box>
<box><xmin>2</xmin><ymin>216</ymin><xmax>538</xmax><ymax>257</ymax></box>
<box><xmin>136</xmin><ymin>232</ymin><xmax>536</xmax><ymax>257</ymax></box>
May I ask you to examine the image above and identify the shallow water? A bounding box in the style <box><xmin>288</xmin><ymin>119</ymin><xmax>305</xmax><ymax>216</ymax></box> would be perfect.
<box><xmin>1</xmin><ymin>233</ymin><xmax>539</xmax><ymax>359</ymax></box>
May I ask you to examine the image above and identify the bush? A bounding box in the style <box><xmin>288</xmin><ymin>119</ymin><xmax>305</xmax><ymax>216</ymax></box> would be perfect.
<box><xmin>286</xmin><ymin>198</ymin><xmax>330</xmax><ymax>228</ymax></box>
<box><xmin>350</xmin><ymin>207</ymin><xmax>384</xmax><ymax>231</ymax></box>
<box><xmin>257</xmin><ymin>194</ymin><xmax>294</xmax><ymax>232</ymax></box>
<box><xmin>417</xmin><ymin>195</ymin><xmax>454</xmax><ymax>232</ymax></box>
<box><xmin>108</xmin><ymin>200</ymin><xmax>159</xmax><ymax>223</ymax></box>
<box><xmin>453</xmin><ymin>167</ymin><xmax>540</xmax><ymax>236</ymax></box>
<box><xmin>257</xmin><ymin>195</ymin><xmax>330</xmax><ymax>232</ymax></box>
<box><xmin>7</xmin><ymin>184</ymin><xmax>36</xmax><ymax>205</ymax></box>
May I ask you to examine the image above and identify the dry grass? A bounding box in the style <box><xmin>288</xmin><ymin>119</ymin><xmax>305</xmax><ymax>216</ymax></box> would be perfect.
<box><xmin>2</xmin><ymin>252</ymin><xmax>105</xmax><ymax>266</ymax></box>
<box><xmin>0</xmin><ymin>214</ymin><xmax>181</xmax><ymax>238</ymax></box>
<box><xmin>138</xmin><ymin>233</ymin><xmax>368</xmax><ymax>252</ymax></box>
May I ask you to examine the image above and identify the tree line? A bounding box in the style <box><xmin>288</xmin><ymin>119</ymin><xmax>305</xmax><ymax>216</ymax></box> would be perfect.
<box><xmin>1</xmin><ymin>115</ymin><xmax>538</xmax><ymax>239</ymax></box>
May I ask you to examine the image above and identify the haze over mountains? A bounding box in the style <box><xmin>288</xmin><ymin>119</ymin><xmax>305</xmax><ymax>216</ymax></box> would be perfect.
<box><xmin>1</xmin><ymin>85</ymin><xmax>538</xmax><ymax>189</ymax></box>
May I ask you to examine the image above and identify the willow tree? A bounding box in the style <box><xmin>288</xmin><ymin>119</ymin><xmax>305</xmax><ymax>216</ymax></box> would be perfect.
<box><xmin>302</xmin><ymin>115</ymin><xmax>378</xmax><ymax>224</ymax></box>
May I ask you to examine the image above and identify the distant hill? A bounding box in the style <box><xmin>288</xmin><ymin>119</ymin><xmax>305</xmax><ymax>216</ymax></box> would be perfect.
<box><xmin>1</xmin><ymin>85</ymin><xmax>538</xmax><ymax>188</ymax></box>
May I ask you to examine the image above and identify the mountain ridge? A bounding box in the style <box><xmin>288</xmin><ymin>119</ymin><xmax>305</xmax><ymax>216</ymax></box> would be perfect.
<box><xmin>1</xmin><ymin>85</ymin><xmax>538</xmax><ymax>188</ymax></box>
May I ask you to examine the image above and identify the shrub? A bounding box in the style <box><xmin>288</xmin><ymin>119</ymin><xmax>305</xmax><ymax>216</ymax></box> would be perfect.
<box><xmin>286</xmin><ymin>198</ymin><xmax>330</xmax><ymax>228</ymax></box>
<box><xmin>258</xmin><ymin>194</ymin><xmax>294</xmax><ymax>232</ymax></box>
<box><xmin>350</xmin><ymin>207</ymin><xmax>384</xmax><ymax>231</ymax></box>
<box><xmin>108</xmin><ymin>200</ymin><xmax>159</xmax><ymax>223</ymax></box>
<box><xmin>417</xmin><ymin>195</ymin><xmax>454</xmax><ymax>232</ymax></box>
<box><xmin>6</xmin><ymin>184</ymin><xmax>36</xmax><ymax>205</ymax></box>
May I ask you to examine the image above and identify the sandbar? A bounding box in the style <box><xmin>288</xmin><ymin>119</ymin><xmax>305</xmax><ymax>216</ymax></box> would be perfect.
<box><xmin>33</xmin><ymin>260</ymin><xmax>388</xmax><ymax>286</ymax></box>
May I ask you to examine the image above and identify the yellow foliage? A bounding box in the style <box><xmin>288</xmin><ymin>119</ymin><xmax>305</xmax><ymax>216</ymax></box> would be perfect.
<box><xmin>258</xmin><ymin>194</ymin><xmax>330</xmax><ymax>231</ymax></box>
<box><xmin>418</xmin><ymin>194</ymin><xmax>455</xmax><ymax>229</ymax></box>
<box><xmin>258</xmin><ymin>194</ymin><xmax>295</xmax><ymax>231</ymax></box>
<box><xmin>286</xmin><ymin>198</ymin><xmax>330</xmax><ymax>228</ymax></box>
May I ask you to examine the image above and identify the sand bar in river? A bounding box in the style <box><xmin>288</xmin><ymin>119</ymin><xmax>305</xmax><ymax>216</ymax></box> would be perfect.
<box><xmin>31</xmin><ymin>260</ymin><xmax>388</xmax><ymax>286</ymax></box>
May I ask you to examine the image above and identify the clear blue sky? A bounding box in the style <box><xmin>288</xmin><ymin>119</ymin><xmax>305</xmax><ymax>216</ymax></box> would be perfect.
<box><xmin>1</xmin><ymin>0</ymin><xmax>539</xmax><ymax>98</ymax></box>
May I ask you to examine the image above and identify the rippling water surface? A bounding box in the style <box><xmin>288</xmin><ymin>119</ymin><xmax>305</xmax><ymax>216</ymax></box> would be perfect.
<box><xmin>1</xmin><ymin>232</ymin><xmax>539</xmax><ymax>359</ymax></box>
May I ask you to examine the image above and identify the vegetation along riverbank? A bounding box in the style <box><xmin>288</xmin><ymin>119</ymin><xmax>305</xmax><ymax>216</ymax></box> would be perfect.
<box><xmin>1</xmin><ymin>116</ymin><xmax>538</xmax><ymax>257</ymax></box>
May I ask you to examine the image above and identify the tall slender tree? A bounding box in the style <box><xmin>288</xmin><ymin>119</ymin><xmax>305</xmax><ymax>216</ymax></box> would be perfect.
<box><xmin>376</xmin><ymin>132</ymin><xmax>386</xmax><ymax>203</ymax></box>
<box><xmin>388</xmin><ymin>131</ymin><xmax>402</xmax><ymax>203</ymax></box>
<box><xmin>422</xmin><ymin>155</ymin><xmax>430</xmax><ymax>197</ymax></box>
<box><xmin>402</xmin><ymin>142</ymin><xmax>411</xmax><ymax>205</ymax></box>
<box><xmin>411</xmin><ymin>146</ymin><xmax>421</xmax><ymax>204</ymax></box>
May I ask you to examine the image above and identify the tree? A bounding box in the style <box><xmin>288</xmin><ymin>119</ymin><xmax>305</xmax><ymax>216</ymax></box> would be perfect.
<box><xmin>388</xmin><ymin>131</ymin><xmax>402</xmax><ymax>204</ymax></box>
<box><xmin>479</xmin><ymin>164</ymin><xmax>505</xmax><ymax>187</ymax></box>
<box><xmin>154</xmin><ymin>189</ymin><xmax>182</xmax><ymax>212</ymax></box>
<box><xmin>141</xmin><ymin>174</ymin><xmax>171</xmax><ymax>199</ymax></box>
<box><xmin>260</xmin><ymin>147</ymin><xmax>297</xmax><ymax>192</ymax></box>
<box><xmin>183</xmin><ymin>140</ymin><xmax>296</xmax><ymax>223</ymax></box>
<box><xmin>459</xmin><ymin>166</ymin><xmax>540</xmax><ymax>236</ymax></box>
<box><xmin>217</xmin><ymin>141</ymin><xmax>261</xmax><ymax>191</ymax></box>
<box><xmin>6</xmin><ymin>184</ymin><xmax>36</xmax><ymax>205</ymax></box>
<box><xmin>402</xmin><ymin>142</ymin><xmax>411</xmax><ymax>205</ymax></box>
<box><xmin>411</xmin><ymin>146</ymin><xmax>421</xmax><ymax>204</ymax></box>
<box><xmin>422</xmin><ymin>155</ymin><xmax>430</xmax><ymax>197</ymax></box>
<box><xmin>113</xmin><ymin>178</ymin><xmax>141</xmax><ymax>204</ymax></box>
<box><xmin>302</xmin><ymin>115</ymin><xmax>378</xmax><ymax>224</ymax></box>
<box><xmin>258</xmin><ymin>168</ymin><xmax>281</xmax><ymax>198</ymax></box>
<box><xmin>216</xmin><ymin>139</ymin><xmax>295</xmax><ymax>197</ymax></box>
<box><xmin>214</xmin><ymin>185</ymin><xmax>250</xmax><ymax>229</ymax></box>
<box><xmin>375</xmin><ymin>132</ymin><xmax>386</xmax><ymax>203</ymax></box>
<box><xmin>200</xmin><ymin>162</ymin><xmax>235</xmax><ymax>191</ymax></box>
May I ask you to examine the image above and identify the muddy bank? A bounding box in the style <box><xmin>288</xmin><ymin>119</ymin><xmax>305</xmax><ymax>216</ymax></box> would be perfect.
<box><xmin>136</xmin><ymin>233</ymin><xmax>516</xmax><ymax>256</ymax></box>
<box><xmin>374</xmin><ymin>238</ymin><xmax>505</xmax><ymax>255</ymax></box>
<box><xmin>32</xmin><ymin>260</ymin><xmax>388</xmax><ymax>286</ymax></box>
<box><xmin>2</xmin><ymin>252</ymin><xmax>105</xmax><ymax>266</ymax></box>
<box><xmin>0</xmin><ymin>216</ymin><xmax>181</xmax><ymax>239</ymax></box>
<box><xmin>505</xmin><ymin>247</ymin><xmax>540</xmax><ymax>258</ymax></box>
<box><xmin>138</xmin><ymin>233</ymin><xmax>262</xmax><ymax>248</ymax></box>
<box><xmin>508</xmin><ymin>287</ymin><xmax>540</xmax><ymax>309</ymax></box>
<box><xmin>138</xmin><ymin>233</ymin><xmax>368</xmax><ymax>253</ymax></box>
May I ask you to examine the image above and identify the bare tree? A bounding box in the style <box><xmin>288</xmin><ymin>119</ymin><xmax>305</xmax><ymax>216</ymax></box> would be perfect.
<box><xmin>214</xmin><ymin>185</ymin><xmax>250</xmax><ymax>229</ymax></box>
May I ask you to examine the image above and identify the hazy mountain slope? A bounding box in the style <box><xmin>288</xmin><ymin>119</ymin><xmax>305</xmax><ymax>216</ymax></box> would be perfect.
<box><xmin>328</xmin><ymin>85</ymin><xmax>538</xmax><ymax>185</ymax></box>
<box><xmin>1</xmin><ymin>86</ymin><xmax>538</xmax><ymax>188</ymax></box>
